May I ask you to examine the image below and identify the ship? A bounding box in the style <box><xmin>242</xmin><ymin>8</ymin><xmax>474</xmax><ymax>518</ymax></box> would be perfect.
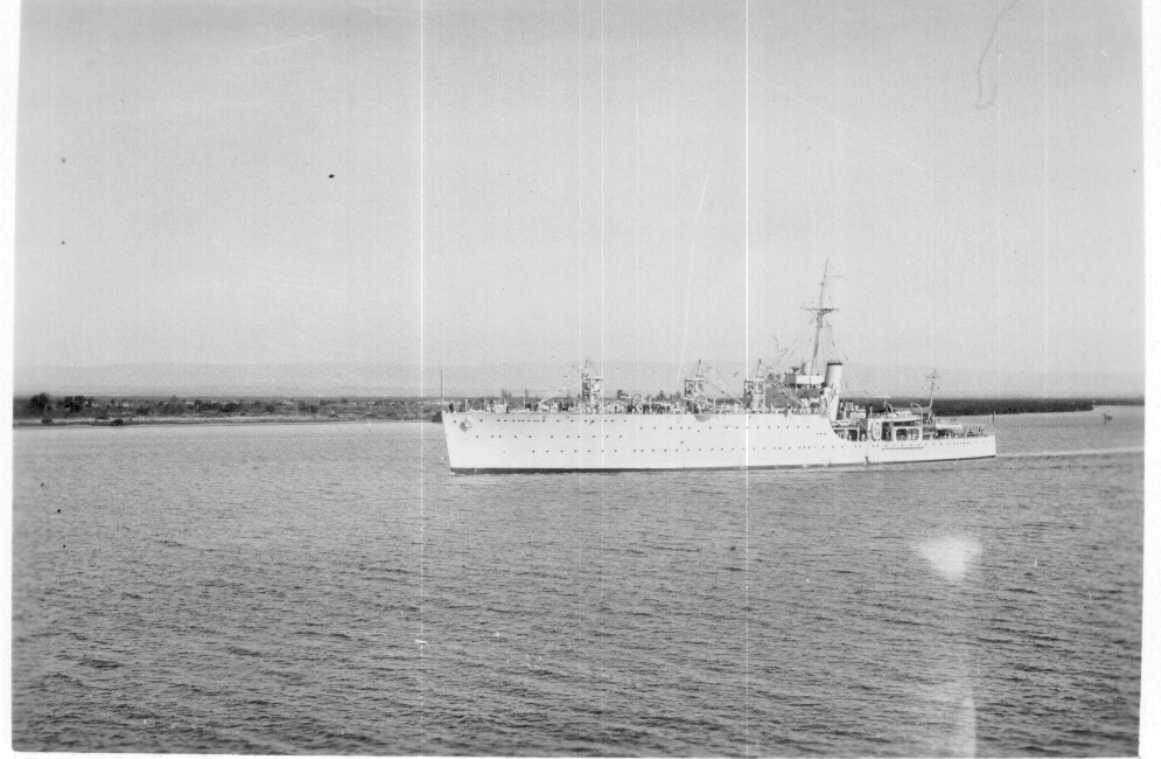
<box><xmin>440</xmin><ymin>270</ymin><xmax>996</xmax><ymax>473</ymax></box>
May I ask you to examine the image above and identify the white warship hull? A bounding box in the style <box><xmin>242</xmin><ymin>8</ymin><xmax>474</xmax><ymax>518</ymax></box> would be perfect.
<box><xmin>442</xmin><ymin>411</ymin><xmax>996</xmax><ymax>473</ymax></box>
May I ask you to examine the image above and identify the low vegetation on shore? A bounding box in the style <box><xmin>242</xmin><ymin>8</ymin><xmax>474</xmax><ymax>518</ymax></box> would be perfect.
<box><xmin>12</xmin><ymin>392</ymin><xmax>1142</xmax><ymax>427</ymax></box>
<box><xmin>846</xmin><ymin>396</ymin><xmax>1142</xmax><ymax>416</ymax></box>
<box><xmin>13</xmin><ymin>393</ymin><xmax>446</xmax><ymax>426</ymax></box>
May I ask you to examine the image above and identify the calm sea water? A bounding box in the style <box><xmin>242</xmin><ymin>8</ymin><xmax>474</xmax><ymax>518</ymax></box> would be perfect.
<box><xmin>12</xmin><ymin>408</ymin><xmax>1143</xmax><ymax>755</ymax></box>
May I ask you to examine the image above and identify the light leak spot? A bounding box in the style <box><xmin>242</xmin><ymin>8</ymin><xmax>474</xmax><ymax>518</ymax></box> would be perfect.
<box><xmin>916</xmin><ymin>535</ymin><xmax>982</xmax><ymax>582</ymax></box>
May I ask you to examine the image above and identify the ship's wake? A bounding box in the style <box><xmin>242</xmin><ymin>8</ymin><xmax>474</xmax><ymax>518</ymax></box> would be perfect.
<box><xmin>998</xmin><ymin>446</ymin><xmax>1142</xmax><ymax>460</ymax></box>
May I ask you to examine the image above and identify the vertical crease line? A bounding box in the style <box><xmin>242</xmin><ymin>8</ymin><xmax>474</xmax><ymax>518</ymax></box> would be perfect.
<box><xmin>994</xmin><ymin>0</ymin><xmax>1002</xmax><ymax>366</ymax></box>
<box><xmin>599</xmin><ymin>0</ymin><xmax>607</xmax><ymax>730</ymax></box>
<box><xmin>743</xmin><ymin>1</ymin><xmax>752</xmax><ymax>754</ymax></box>
<box><xmin>634</xmin><ymin>0</ymin><xmax>641</xmax><ymax>386</ymax></box>
<box><xmin>577</xmin><ymin>0</ymin><xmax>584</xmax><ymax>375</ymax></box>
<box><xmin>1039</xmin><ymin>0</ymin><xmax>1047</xmax><ymax>390</ymax></box>
<box><xmin>600</xmin><ymin>0</ymin><xmax>606</xmax><ymax>383</ymax></box>
<box><xmin>669</xmin><ymin>12</ymin><xmax>676</xmax><ymax>376</ymax></box>
<box><xmin>417</xmin><ymin>0</ymin><xmax>425</xmax><ymax>725</ymax></box>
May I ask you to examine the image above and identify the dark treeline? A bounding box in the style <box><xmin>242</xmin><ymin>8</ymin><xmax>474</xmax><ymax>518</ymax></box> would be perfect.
<box><xmin>847</xmin><ymin>396</ymin><xmax>1143</xmax><ymax>416</ymax></box>
<box><xmin>13</xmin><ymin>393</ymin><xmax>447</xmax><ymax>424</ymax></box>
<box><xmin>13</xmin><ymin>392</ymin><xmax>1142</xmax><ymax>426</ymax></box>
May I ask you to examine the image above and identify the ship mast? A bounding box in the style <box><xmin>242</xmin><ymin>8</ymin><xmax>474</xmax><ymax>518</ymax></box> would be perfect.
<box><xmin>805</xmin><ymin>260</ymin><xmax>838</xmax><ymax>375</ymax></box>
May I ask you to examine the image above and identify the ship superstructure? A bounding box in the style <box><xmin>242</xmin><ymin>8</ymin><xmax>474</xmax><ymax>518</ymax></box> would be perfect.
<box><xmin>440</xmin><ymin>270</ymin><xmax>995</xmax><ymax>473</ymax></box>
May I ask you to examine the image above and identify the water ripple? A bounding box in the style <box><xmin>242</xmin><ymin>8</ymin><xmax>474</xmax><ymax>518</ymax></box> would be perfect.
<box><xmin>12</xmin><ymin>411</ymin><xmax>1143</xmax><ymax>754</ymax></box>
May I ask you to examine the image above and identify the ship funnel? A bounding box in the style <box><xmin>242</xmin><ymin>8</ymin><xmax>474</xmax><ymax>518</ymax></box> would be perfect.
<box><xmin>823</xmin><ymin>361</ymin><xmax>843</xmax><ymax>421</ymax></box>
<box><xmin>824</xmin><ymin>361</ymin><xmax>843</xmax><ymax>389</ymax></box>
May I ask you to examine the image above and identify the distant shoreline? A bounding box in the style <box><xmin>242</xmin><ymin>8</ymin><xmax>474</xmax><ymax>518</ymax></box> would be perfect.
<box><xmin>11</xmin><ymin>393</ymin><xmax>1142</xmax><ymax>429</ymax></box>
<box><xmin>11</xmin><ymin>394</ymin><xmax>444</xmax><ymax>428</ymax></box>
<box><xmin>12</xmin><ymin>415</ymin><xmax>430</xmax><ymax>429</ymax></box>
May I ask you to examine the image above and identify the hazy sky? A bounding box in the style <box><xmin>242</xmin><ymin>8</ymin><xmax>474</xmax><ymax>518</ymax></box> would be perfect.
<box><xmin>15</xmin><ymin>0</ymin><xmax>1144</xmax><ymax>393</ymax></box>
